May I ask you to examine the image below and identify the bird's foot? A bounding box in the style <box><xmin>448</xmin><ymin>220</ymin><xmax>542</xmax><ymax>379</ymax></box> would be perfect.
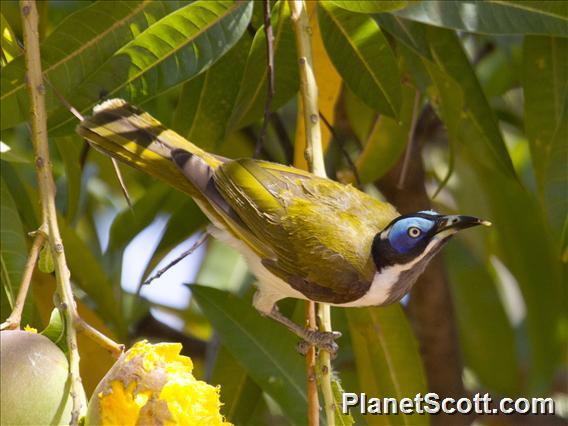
<box><xmin>296</xmin><ymin>330</ymin><xmax>341</xmax><ymax>357</ymax></box>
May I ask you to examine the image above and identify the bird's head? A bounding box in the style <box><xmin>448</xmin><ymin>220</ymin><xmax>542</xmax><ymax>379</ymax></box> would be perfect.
<box><xmin>372</xmin><ymin>210</ymin><xmax>491</xmax><ymax>274</ymax></box>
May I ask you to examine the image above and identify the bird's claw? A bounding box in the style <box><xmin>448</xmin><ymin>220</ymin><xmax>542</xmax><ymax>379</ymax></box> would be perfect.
<box><xmin>296</xmin><ymin>330</ymin><xmax>341</xmax><ymax>357</ymax></box>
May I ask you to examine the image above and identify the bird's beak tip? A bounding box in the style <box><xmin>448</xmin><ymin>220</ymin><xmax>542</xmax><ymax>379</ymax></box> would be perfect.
<box><xmin>480</xmin><ymin>219</ymin><xmax>492</xmax><ymax>227</ymax></box>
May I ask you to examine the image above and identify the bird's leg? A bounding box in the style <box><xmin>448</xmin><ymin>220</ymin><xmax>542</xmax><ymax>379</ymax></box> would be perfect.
<box><xmin>266</xmin><ymin>306</ymin><xmax>341</xmax><ymax>355</ymax></box>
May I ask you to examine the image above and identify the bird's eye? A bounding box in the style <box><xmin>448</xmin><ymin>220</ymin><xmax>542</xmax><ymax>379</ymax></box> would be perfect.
<box><xmin>408</xmin><ymin>227</ymin><xmax>421</xmax><ymax>238</ymax></box>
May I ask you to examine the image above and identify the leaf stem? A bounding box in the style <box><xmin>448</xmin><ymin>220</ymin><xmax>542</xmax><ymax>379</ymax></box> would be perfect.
<box><xmin>0</xmin><ymin>231</ymin><xmax>46</xmax><ymax>331</ymax></box>
<box><xmin>289</xmin><ymin>1</ymin><xmax>334</xmax><ymax>424</ymax></box>
<box><xmin>19</xmin><ymin>1</ymin><xmax>86</xmax><ymax>423</ymax></box>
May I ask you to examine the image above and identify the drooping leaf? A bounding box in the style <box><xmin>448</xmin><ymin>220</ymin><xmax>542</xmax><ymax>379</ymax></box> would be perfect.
<box><xmin>375</xmin><ymin>14</ymin><xmax>432</xmax><ymax>60</ymax></box>
<box><xmin>543</xmin><ymin>104</ymin><xmax>568</xmax><ymax>242</ymax></box>
<box><xmin>424</xmin><ymin>25</ymin><xmax>515</xmax><ymax>175</ymax></box>
<box><xmin>395</xmin><ymin>1</ymin><xmax>568</xmax><ymax>36</ymax></box>
<box><xmin>47</xmin><ymin>1</ymin><xmax>253</xmax><ymax>134</ymax></box>
<box><xmin>331</xmin><ymin>377</ymin><xmax>355</xmax><ymax>426</ymax></box>
<box><xmin>346</xmin><ymin>305</ymin><xmax>428</xmax><ymax>425</ymax></box>
<box><xmin>422</xmin><ymin>39</ymin><xmax>563</xmax><ymax>391</ymax></box>
<box><xmin>191</xmin><ymin>285</ymin><xmax>308</xmax><ymax>425</ymax></box>
<box><xmin>318</xmin><ymin>2</ymin><xmax>402</xmax><ymax>117</ymax></box>
<box><xmin>38</xmin><ymin>243</ymin><xmax>55</xmax><ymax>274</ymax></box>
<box><xmin>1</xmin><ymin>12</ymin><xmax>21</xmax><ymax>65</ymax></box>
<box><xmin>329</xmin><ymin>1</ymin><xmax>408</xmax><ymax>14</ymax></box>
<box><xmin>0</xmin><ymin>178</ymin><xmax>27</xmax><ymax>314</ymax></box>
<box><xmin>40</xmin><ymin>308</ymin><xmax>66</xmax><ymax>350</ymax></box>
<box><xmin>107</xmin><ymin>183</ymin><xmax>171</xmax><ymax>253</ymax></box>
<box><xmin>457</xmin><ymin>116</ymin><xmax>563</xmax><ymax>393</ymax></box>
<box><xmin>522</xmin><ymin>36</ymin><xmax>568</xmax><ymax>236</ymax></box>
<box><xmin>0</xmin><ymin>161</ymin><xmax>39</xmax><ymax>231</ymax></box>
<box><xmin>58</xmin><ymin>216</ymin><xmax>125</xmax><ymax>335</ymax></box>
<box><xmin>54</xmin><ymin>136</ymin><xmax>83</xmax><ymax>223</ymax></box>
<box><xmin>211</xmin><ymin>345</ymin><xmax>263</xmax><ymax>425</ymax></box>
<box><xmin>228</xmin><ymin>1</ymin><xmax>298</xmax><ymax>130</ymax></box>
<box><xmin>1</xmin><ymin>1</ymin><xmax>187</xmax><ymax>131</ymax></box>
<box><xmin>343</xmin><ymin>86</ymin><xmax>376</xmax><ymax>144</ymax></box>
<box><xmin>355</xmin><ymin>85</ymin><xmax>417</xmax><ymax>184</ymax></box>
<box><xmin>445</xmin><ymin>241</ymin><xmax>521</xmax><ymax>396</ymax></box>
<box><xmin>195</xmin><ymin>239</ymin><xmax>248</xmax><ymax>293</ymax></box>
<box><xmin>172</xmin><ymin>34</ymin><xmax>252</xmax><ymax>151</ymax></box>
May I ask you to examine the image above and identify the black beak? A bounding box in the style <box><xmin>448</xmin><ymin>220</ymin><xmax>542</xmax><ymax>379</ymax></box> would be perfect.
<box><xmin>435</xmin><ymin>215</ymin><xmax>492</xmax><ymax>234</ymax></box>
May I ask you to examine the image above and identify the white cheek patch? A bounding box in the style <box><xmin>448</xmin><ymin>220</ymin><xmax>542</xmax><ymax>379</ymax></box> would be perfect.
<box><xmin>339</xmin><ymin>237</ymin><xmax>444</xmax><ymax>307</ymax></box>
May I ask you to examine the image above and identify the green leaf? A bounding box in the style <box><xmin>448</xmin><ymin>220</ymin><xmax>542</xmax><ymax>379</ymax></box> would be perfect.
<box><xmin>0</xmin><ymin>178</ymin><xmax>27</xmax><ymax>314</ymax></box>
<box><xmin>328</xmin><ymin>1</ymin><xmax>408</xmax><ymax>14</ymax></box>
<box><xmin>40</xmin><ymin>308</ymin><xmax>66</xmax><ymax>351</ymax></box>
<box><xmin>211</xmin><ymin>345</ymin><xmax>263</xmax><ymax>425</ymax></box>
<box><xmin>522</xmin><ymin>36</ymin><xmax>568</xmax><ymax>235</ymax></box>
<box><xmin>33</xmin><ymin>1</ymin><xmax>252</xmax><ymax>134</ymax></box>
<box><xmin>318</xmin><ymin>2</ymin><xmax>401</xmax><ymax>117</ymax></box>
<box><xmin>173</xmin><ymin>34</ymin><xmax>251</xmax><ymax>151</ymax></box>
<box><xmin>331</xmin><ymin>378</ymin><xmax>355</xmax><ymax>425</ymax></box>
<box><xmin>355</xmin><ymin>85</ymin><xmax>417</xmax><ymax>184</ymax></box>
<box><xmin>422</xmin><ymin>39</ymin><xmax>563</xmax><ymax>391</ymax></box>
<box><xmin>58</xmin><ymin>216</ymin><xmax>125</xmax><ymax>335</ymax></box>
<box><xmin>54</xmin><ymin>137</ymin><xmax>83</xmax><ymax>223</ymax></box>
<box><xmin>38</xmin><ymin>243</ymin><xmax>54</xmax><ymax>274</ymax></box>
<box><xmin>395</xmin><ymin>1</ymin><xmax>568</xmax><ymax>36</ymax></box>
<box><xmin>424</xmin><ymin>25</ymin><xmax>515</xmax><ymax>175</ymax></box>
<box><xmin>228</xmin><ymin>1</ymin><xmax>299</xmax><ymax>130</ymax></box>
<box><xmin>445</xmin><ymin>241</ymin><xmax>521</xmax><ymax>395</ymax></box>
<box><xmin>346</xmin><ymin>306</ymin><xmax>428</xmax><ymax>425</ymax></box>
<box><xmin>457</xmin><ymin>116</ymin><xmax>563</xmax><ymax>393</ymax></box>
<box><xmin>1</xmin><ymin>1</ymin><xmax>187</xmax><ymax>131</ymax></box>
<box><xmin>375</xmin><ymin>14</ymin><xmax>432</xmax><ymax>60</ymax></box>
<box><xmin>195</xmin><ymin>239</ymin><xmax>248</xmax><ymax>293</ymax></box>
<box><xmin>191</xmin><ymin>285</ymin><xmax>308</xmax><ymax>425</ymax></box>
<box><xmin>1</xmin><ymin>12</ymin><xmax>20</xmax><ymax>65</ymax></box>
<box><xmin>543</xmin><ymin>104</ymin><xmax>568</xmax><ymax>242</ymax></box>
<box><xmin>107</xmin><ymin>183</ymin><xmax>170</xmax><ymax>253</ymax></box>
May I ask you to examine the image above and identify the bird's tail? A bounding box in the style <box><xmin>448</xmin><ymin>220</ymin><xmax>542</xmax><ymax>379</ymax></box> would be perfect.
<box><xmin>76</xmin><ymin>98</ymin><xmax>222</xmax><ymax>203</ymax></box>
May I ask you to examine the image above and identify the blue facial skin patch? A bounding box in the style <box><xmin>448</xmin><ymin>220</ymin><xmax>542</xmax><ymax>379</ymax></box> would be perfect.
<box><xmin>388</xmin><ymin>217</ymin><xmax>436</xmax><ymax>254</ymax></box>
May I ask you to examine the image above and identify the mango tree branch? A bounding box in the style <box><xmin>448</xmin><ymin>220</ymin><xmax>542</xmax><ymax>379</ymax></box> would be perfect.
<box><xmin>289</xmin><ymin>1</ymin><xmax>335</xmax><ymax>424</ymax></box>
<box><xmin>0</xmin><ymin>231</ymin><xmax>46</xmax><ymax>331</ymax></box>
<box><xmin>20</xmin><ymin>1</ymin><xmax>86</xmax><ymax>423</ymax></box>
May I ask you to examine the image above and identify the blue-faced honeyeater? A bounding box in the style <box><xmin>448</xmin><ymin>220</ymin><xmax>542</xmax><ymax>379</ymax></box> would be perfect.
<box><xmin>77</xmin><ymin>99</ymin><xmax>490</xmax><ymax>353</ymax></box>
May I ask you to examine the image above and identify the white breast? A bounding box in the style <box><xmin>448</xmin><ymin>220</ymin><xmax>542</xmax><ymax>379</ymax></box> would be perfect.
<box><xmin>337</xmin><ymin>267</ymin><xmax>400</xmax><ymax>307</ymax></box>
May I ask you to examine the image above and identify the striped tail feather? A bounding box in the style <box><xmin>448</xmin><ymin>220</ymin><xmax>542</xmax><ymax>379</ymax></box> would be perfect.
<box><xmin>76</xmin><ymin>98</ymin><xmax>222</xmax><ymax>203</ymax></box>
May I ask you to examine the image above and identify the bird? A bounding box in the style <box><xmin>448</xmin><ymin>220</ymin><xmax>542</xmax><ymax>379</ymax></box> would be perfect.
<box><xmin>77</xmin><ymin>99</ymin><xmax>491</xmax><ymax>353</ymax></box>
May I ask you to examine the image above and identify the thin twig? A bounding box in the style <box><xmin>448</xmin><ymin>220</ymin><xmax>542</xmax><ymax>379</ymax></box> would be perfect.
<box><xmin>256</xmin><ymin>0</ymin><xmax>275</xmax><ymax>158</ymax></box>
<box><xmin>305</xmin><ymin>302</ymin><xmax>319</xmax><ymax>426</ymax></box>
<box><xmin>75</xmin><ymin>318</ymin><xmax>124</xmax><ymax>358</ymax></box>
<box><xmin>141</xmin><ymin>232</ymin><xmax>209</xmax><ymax>287</ymax></box>
<box><xmin>397</xmin><ymin>89</ymin><xmax>421</xmax><ymax>189</ymax></box>
<box><xmin>110</xmin><ymin>157</ymin><xmax>132</xmax><ymax>209</ymax></box>
<box><xmin>0</xmin><ymin>231</ymin><xmax>46</xmax><ymax>331</ymax></box>
<box><xmin>320</xmin><ymin>111</ymin><xmax>361</xmax><ymax>188</ymax></box>
<box><xmin>20</xmin><ymin>1</ymin><xmax>86</xmax><ymax>423</ymax></box>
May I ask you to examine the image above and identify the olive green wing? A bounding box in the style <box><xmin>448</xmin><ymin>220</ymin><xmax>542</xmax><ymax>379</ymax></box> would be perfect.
<box><xmin>214</xmin><ymin>159</ymin><xmax>399</xmax><ymax>302</ymax></box>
